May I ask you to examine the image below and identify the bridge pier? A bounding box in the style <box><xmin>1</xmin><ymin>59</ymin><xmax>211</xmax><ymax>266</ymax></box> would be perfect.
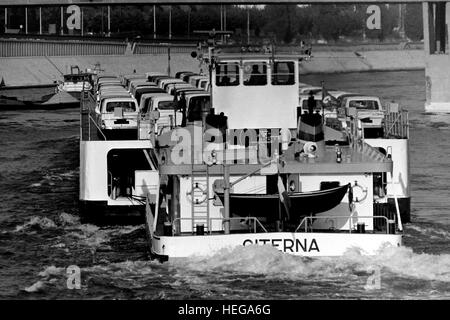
<box><xmin>423</xmin><ymin>1</ymin><xmax>450</xmax><ymax>112</ymax></box>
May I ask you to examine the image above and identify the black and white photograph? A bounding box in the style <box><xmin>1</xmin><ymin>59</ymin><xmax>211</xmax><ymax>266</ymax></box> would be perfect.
<box><xmin>0</xmin><ymin>0</ymin><xmax>448</xmax><ymax>308</ymax></box>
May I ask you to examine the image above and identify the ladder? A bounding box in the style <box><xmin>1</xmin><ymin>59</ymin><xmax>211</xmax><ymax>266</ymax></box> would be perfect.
<box><xmin>188</xmin><ymin>165</ymin><xmax>210</xmax><ymax>233</ymax></box>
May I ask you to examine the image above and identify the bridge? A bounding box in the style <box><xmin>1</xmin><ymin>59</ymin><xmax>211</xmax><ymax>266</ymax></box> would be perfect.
<box><xmin>0</xmin><ymin>1</ymin><xmax>443</xmax><ymax>4</ymax></box>
<box><xmin>0</xmin><ymin>0</ymin><xmax>449</xmax><ymax>111</ymax></box>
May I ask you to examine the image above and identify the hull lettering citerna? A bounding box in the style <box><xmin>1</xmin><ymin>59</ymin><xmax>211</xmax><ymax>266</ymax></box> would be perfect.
<box><xmin>243</xmin><ymin>238</ymin><xmax>320</xmax><ymax>253</ymax></box>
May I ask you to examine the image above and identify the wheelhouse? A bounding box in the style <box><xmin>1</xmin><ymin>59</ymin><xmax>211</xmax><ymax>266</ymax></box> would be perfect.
<box><xmin>212</xmin><ymin>53</ymin><xmax>301</xmax><ymax>129</ymax></box>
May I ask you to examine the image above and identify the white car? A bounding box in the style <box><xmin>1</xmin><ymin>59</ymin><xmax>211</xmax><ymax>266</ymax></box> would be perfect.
<box><xmin>159</xmin><ymin>78</ymin><xmax>186</xmax><ymax>90</ymax></box>
<box><xmin>298</xmin><ymin>94</ymin><xmax>337</xmax><ymax>120</ymax></box>
<box><xmin>95</xmin><ymin>95</ymin><xmax>139</xmax><ymax>132</ymax></box>
<box><xmin>139</xmin><ymin>92</ymin><xmax>172</xmax><ymax>113</ymax></box>
<box><xmin>340</xmin><ymin>95</ymin><xmax>385</xmax><ymax>129</ymax></box>
<box><xmin>198</xmin><ymin>78</ymin><xmax>209</xmax><ymax>90</ymax></box>
<box><xmin>166</xmin><ymin>83</ymin><xmax>196</xmax><ymax>95</ymax></box>
<box><xmin>149</xmin><ymin>94</ymin><xmax>183</xmax><ymax>131</ymax></box>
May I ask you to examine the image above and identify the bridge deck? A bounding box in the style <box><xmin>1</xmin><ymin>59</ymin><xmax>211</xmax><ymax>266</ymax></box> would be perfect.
<box><xmin>0</xmin><ymin>0</ymin><xmax>431</xmax><ymax>6</ymax></box>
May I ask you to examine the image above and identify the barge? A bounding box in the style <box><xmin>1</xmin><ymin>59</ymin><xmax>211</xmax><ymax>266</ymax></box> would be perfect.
<box><xmin>78</xmin><ymin>43</ymin><xmax>410</xmax><ymax>259</ymax></box>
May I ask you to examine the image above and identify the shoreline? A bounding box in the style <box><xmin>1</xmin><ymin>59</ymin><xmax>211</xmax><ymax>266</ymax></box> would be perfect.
<box><xmin>0</xmin><ymin>49</ymin><xmax>424</xmax><ymax>88</ymax></box>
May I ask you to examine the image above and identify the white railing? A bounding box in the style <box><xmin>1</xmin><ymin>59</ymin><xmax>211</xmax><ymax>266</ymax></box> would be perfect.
<box><xmin>384</xmin><ymin>109</ymin><xmax>409</xmax><ymax>139</ymax></box>
<box><xmin>172</xmin><ymin>216</ymin><xmax>268</xmax><ymax>235</ymax></box>
<box><xmin>295</xmin><ymin>215</ymin><xmax>392</xmax><ymax>234</ymax></box>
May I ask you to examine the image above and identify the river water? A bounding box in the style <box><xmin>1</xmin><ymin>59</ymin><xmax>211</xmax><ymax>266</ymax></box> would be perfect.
<box><xmin>0</xmin><ymin>70</ymin><xmax>449</xmax><ymax>300</ymax></box>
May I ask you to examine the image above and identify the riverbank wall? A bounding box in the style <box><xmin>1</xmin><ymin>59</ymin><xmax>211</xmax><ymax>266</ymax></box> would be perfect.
<box><xmin>300</xmin><ymin>50</ymin><xmax>424</xmax><ymax>75</ymax></box>
<box><xmin>0</xmin><ymin>42</ymin><xmax>424</xmax><ymax>87</ymax></box>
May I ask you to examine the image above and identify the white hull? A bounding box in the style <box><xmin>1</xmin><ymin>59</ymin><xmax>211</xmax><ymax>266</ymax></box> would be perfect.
<box><xmin>151</xmin><ymin>232</ymin><xmax>402</xmax><ymax>258</ymax></box>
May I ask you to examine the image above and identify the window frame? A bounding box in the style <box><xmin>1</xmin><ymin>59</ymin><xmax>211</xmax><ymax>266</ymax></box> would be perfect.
<box><xmin>271</xmin><ymin>61</ymin><xmax>296</xmax><ymax>86</ymax></box>
<box><xmin>243</xmin><ymin>61</ymin><xmax>268</xmax><ymax>86</ymax></box>
<box><xmin>215</xmin><ymin>62</ymin><xmax>240</xmax><ymax>87</ymax></box>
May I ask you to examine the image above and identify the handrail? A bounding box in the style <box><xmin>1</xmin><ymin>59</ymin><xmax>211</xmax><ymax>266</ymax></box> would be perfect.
<box><xmin>172</xmin><ymin>216</ymin><xmax>268</xmax><ymax>234</ymax></box>
<box><xmin>88</xmin><ymin>113</ymin><xmax>107</xmax><ymax>141</ymax></box>
<box><xmin>383</xmin><ymin>110</ymin><xmax>409</xmax><ymax>139</ymax></box>
<box><xmin>295</xmin><ymin>215</ymin><xmax>391</xmax><ymax>234</ymax></box>
<box><xmin>386</xmin><ymin>113</ymin><xmax>401</xmax><ymax>135</ymax></box>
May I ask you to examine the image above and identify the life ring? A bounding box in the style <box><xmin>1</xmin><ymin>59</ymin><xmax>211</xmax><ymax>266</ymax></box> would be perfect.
<box><xmin>349</xmin><ymin>181</ymin><xmax>368</xmax><ymax>203</ymax></box>
<box><xmin>187</xmin><ymin>183</ymin><xmax>208</xmax><ymax>204</ymax></box>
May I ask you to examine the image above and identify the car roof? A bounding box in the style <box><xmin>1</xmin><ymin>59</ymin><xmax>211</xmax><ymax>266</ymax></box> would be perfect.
<box><xmin>161</xmin><ymin>78</ymin><xmax>185</xmax><ymax>83</ymax></box>
<box><xmin>169</xmin><ymin>83</ymin><xmax>193</xmax><ymax>87</ymax></box>
<box><xmin>99</xmin><ymin>82</ymin><xmax>123</xmax><ymax>86</ymax></box>
<box><xmin>136</xmin><ymin>87</ymin><xmax>165</xmax><ymax>92</ymax></box>
<box><xmin>98</xmin><ymin>77</ymin><xmax>120</xmax><ymax>83</ymax></box>
<box><xmin>189</xmin><ymin>75</ymin><xmax>208</xmax><ymax>79</ymax></box>
<box><xmin>146</xmin><ymin>72</ymin><xmax>167</xmax><ymax>77</ymax></box>
<box><xmin>101</xmin><ymin>95</ymin><xmax>136</xmax><ymax>101</ymax></box>
<box><xmin>177</xmin><ymin>88</ymin><xmax>205</xmax><ymax>93</ymax></box>
<box><xmin>130</xmin><ymin>79</ymin><xmax>153</xmax><ymax>85</ymax></box>
<box><xmin>141</xmin><ymin>92</ymin><xmax>172</xmax><ymax>98</ymax></box>
<box><xmin>97</xmin><ymin>75</ymin><xmax>118</xmax><ymax>81</ymax></box>
<box><xmin>153</xmin><ymin>95</ymin><xmax>176</xmax><ymax>101</ymax></box>
<box><xmin>185</xmin><ymin>92</ymin><xmax>210</xmax><ymax>98</ymax></box>
<box><xmin>100</xmin><ymin>90</ymin><xmax>129</xmax><ymax>96</ymax></box>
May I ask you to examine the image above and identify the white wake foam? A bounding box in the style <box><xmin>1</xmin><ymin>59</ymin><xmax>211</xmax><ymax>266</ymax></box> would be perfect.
<box><xmin>171</xmin><ymin>244</ymin><xmax>450</xmax><ymax>283</ymax></box>
<box><xmin>15</xmin><ymin>216</ymin><xmax>57</xmax><ymax>232</ymax></box>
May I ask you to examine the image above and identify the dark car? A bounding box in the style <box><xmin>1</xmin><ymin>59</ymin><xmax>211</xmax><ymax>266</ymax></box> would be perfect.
<box><xmin>134</xmin><ymin>87</ymin><xmax>166</xmax><ymax>105</ymax></box>
<box><xmin>175</xmin><ymin>71</ymin><xmax>194</xmax><ymax>79</ymax></box>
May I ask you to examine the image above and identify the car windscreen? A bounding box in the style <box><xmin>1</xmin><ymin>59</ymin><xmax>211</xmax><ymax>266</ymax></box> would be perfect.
<box><xmin>157</xmin><ymin>101</ymin><xmax>175</xmax><ymax>110</ymax></box>
<box><xmin>188</xmin><ymin>96</ymin><xmax>210</xmax><ymax>121</ymax></box>
<box><xmin>349</xmin><ymin>100</ymin><xmax>379</xmax><ymax>110</ymax></box>
<box><xmin>105</xmin><ymin>101</ymin><xmax>136</xmax><ymax>112</ymax></box>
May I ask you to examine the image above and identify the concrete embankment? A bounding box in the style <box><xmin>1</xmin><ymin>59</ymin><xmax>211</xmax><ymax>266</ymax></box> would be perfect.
<box><xmin>300</xmin><ymin>50</ymin><xmax>424</xmax><ymax>75</ymax></box>
<box><xmin>0</xmin><ymin>49</ymin><xmax>424</xmax><ymax>87</ymax></box>
<box><xmin>0</xmin><ymin>54</ymin><xmax>201</xmax><ymax>87</ymax></box>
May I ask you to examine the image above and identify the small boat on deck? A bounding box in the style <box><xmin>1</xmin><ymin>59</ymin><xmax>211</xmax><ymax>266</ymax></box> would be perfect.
<box><xmin>215</xmin><ymin>183</ymin><xmax>350</xmax><ymax>222</ymax></box>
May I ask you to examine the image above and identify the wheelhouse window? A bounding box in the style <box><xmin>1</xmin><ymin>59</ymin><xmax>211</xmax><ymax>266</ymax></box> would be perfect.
<box><xmin>216</xmin><ymin>62</ymin><xmax>239</xmax><ymax>86</ymax></box>
<box><xmin>272</xmin><ymin>61</ymin><xmax>295</xmax><ymax>85</ymax></box>
<box><xmin>349</xmin><ymin>100</ymin><xmax>379</xmax><ymax>110</ymax></box>
<box><xmin>106</xmin><ymin>101</ymin><xmax>136</xmax><ymax>113</ymax></box>
<box><xmin>243</xmin><ymin>62</ymin><xmax>267</xmax><ymax>86</ymax></box>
